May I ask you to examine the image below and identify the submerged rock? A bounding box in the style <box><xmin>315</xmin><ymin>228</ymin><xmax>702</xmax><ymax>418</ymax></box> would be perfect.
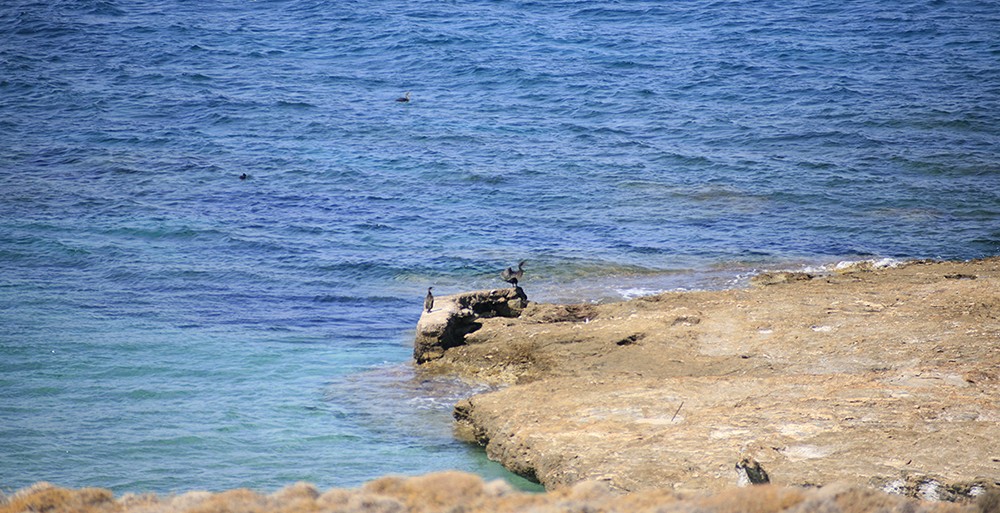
<box><xmin>749</xmin><ymin>271</ymin><xmax>815</xmax><ymax>286</ymax></box>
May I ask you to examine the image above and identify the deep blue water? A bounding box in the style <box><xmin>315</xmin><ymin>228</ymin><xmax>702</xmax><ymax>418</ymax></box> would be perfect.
<box><xmin>2</xmin><ymin>0</ymin><xmax>999</xmax><ymax>495</ymax></box>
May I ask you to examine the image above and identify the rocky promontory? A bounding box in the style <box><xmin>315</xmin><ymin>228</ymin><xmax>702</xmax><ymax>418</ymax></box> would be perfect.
<box><xmin>416</xmin><ymin>258</ymin><xmax>1000</xmax><ymax>502</ymax></box>
<box><xmin>414</xmin><ymin>287</ymin><xmax>528</xmax><ymax>364</ymax></box>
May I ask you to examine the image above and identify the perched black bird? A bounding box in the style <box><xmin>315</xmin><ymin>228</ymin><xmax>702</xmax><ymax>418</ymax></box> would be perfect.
<box><xmin>424</xmin><ymin>286</ymin><xmax>434</xmax><ymax>313</ymax></box>
<box><xmin>396</xmin><ymin>92</ymin><xmax>411</xmax><ymax>103</ymax></box>
<box><xmin>500</xmin><ymin>261</ymin><xmax>526</xmax><ymax>287</ymax></box>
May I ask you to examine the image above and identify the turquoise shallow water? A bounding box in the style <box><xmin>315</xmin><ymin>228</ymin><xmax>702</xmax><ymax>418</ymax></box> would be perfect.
<box><xmin>2</xmin><ymin>0</ymin><xmax>999</xmax><ymax>495</ymax></box>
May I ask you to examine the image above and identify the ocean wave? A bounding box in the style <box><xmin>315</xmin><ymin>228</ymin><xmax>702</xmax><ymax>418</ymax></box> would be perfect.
<box><xmin>105</xmin><ymin>225</ymin><xmax>227</xmax><ymax>241</ymax></box>
<box><xmin>311</xmin><ymin>294</ymin><xmax>409</xmax><ymax>306</ymax></box>
<box><xmin>832</xmin><ymin>258</ymin><xmax>907</xmax><ymax>271</ymax></box>
<box><xmin>274</xmin><ymin>100</ymin><xmax>317</xmax><ymax>109</ymax></box>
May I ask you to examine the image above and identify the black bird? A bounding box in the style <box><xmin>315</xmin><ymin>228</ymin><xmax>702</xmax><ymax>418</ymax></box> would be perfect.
<box><xmin>500</xmin><ymin>261</ymin><xmax>526</xmax><ymax>287</ymax></box>
<box><xmin>239</xmin><ymin>173</ymin><xmax>248</xmax><ymax>180</ymax></box>
<box><xmin>424</xmin><ymin>287</ymin><xmax>434</xmax><ymax>313</ymax></box>
<box><xmin>396</xmin><ymin>92</ymin><xmax>411</xmax><ymax>103</ymax></box>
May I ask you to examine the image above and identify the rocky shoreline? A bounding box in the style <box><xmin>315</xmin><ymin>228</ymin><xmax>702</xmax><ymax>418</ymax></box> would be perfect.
<box><xmin>415</xmin><ymin>258</ymin><xmax>1000</xmax><ymax>502</ymax></box>
<box><xmin>5</xmin><ymin>258</ymin><xmax>998</xmax><ymax>513</ymax></box>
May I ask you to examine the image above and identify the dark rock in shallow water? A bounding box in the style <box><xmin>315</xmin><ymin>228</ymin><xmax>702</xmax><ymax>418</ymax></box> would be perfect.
<box><xmin>749</xmin><ymin>271</ymin><xmax>815</xmax><ymax>287</ymax></box>
<box><xmin>414</xmin><ymin>287</ymin><xmax>528</xmax><ymax>364</ymax></box>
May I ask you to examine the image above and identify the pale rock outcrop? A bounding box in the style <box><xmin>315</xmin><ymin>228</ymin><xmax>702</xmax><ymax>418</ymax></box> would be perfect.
<box><xmin>414</xmin><ymin>287</ymin><xmax>528</xmax><ymax>364</ymax></box>
<box><xmin>419</xmin><ymin>258</ymin><xmax>1000</xmax><ymax>501</ymax></box>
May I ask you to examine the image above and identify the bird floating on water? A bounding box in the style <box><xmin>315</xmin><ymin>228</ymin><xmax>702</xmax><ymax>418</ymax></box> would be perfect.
<box><xmin>396</xmin><ymin>92</ymin><xmax>411</xmax><ymax>102</ymax></box>
<box><xmin>500</xmin><ymin>261</ymin><xmax>526</xmax><ymax>287</ymax></box>
<box><xmin>424</xmin><ymin>286</ymin><xmax>434</xmax><ymax>313</ymax></box>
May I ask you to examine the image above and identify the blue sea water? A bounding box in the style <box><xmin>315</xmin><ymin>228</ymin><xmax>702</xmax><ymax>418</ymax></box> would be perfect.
<box><xmin>2</xmin><ymin>0</ymin><xmax>999</xmax><ymax>495</ymax></box>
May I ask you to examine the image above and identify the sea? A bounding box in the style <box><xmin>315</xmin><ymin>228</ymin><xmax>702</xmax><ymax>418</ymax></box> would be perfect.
<box><xmin>2</xmin><ymin>0</ymin><xmax>998</xmax><ymax>496</ymax></box>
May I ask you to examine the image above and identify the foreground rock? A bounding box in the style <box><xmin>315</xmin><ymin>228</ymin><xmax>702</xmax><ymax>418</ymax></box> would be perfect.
<box><xmin>418</xmin><ymin>258</ymin><xmax>1000</xmax><ymax>500</ymax></box>
<box><xmin>2</xmin><ymin>472</ymin><xmax>991</xmax><ymax>512</ymax></box>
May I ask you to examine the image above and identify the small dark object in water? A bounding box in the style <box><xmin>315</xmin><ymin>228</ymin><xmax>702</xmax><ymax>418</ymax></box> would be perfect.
<box><xmin>239</xmin><ymin>173</ymin><xmax>248</xmax><ymax>180</ymax></box>
<box><xmin>396</xmin><ymin>92</ymin><xmax>411</xmax><ymax>102</ymax></box>
<box><xmin>424</xmin><ymin>287</ymin><xmax>434</xmax><ymax>313</ymax></box>
<box><xmin>500</xmin><ymin>261</ymin><xmax>526</xmax><ymax>287</ymax></box>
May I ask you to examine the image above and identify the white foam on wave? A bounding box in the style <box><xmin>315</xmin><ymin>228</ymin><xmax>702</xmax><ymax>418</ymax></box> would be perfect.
<box><xmin>755</xmin><ymin>257</ymin><xmax>912</xmax><ymax>278</ymax></box>
<box><xmin>833</xmin><ymin>257</ymin><xmax>906</xmax><ymax>271</ymax></box>
<box><xmin>614</xmin><ymin>287</ymin><xmax>673</xmax><ymax>300</ymax></box>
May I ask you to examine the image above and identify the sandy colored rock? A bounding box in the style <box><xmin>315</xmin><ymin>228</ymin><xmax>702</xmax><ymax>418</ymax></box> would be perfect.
<box><xmin>414</xmin><ymin>287</ymin><xmax>528</xmax><ymax>363</ymax></box>
<box><xmin>1</xmin><ymin>473</ymin><xmax>986</xmax><ymax>512</ymax></box>
<box><xmin>418</xmin><ymin>258</ymin><xmax>1000</xmax><ymax>498</ymax></box>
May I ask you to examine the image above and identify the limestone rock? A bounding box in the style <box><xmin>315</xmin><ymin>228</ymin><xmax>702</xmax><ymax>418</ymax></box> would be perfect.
<box><xmin>414</xmin><ymin>287</ymin><xmax>528</xmax><ymax>364</ymax></box>
<box><xmin>428</xmin><ymin>258</ymin><xmax>1000</xmax><ymax>496</ymax></box>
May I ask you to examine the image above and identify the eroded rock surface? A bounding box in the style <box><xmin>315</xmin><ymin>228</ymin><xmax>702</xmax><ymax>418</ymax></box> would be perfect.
<box><xmin>414</xmin><ymin>287</ymin><xmax>528</xmax><ymax>363</ymax></box>
<box><xmin>420</xmin><ymin>258</ymin><xmax>1000</xmax><ymax>499</ymax></box>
